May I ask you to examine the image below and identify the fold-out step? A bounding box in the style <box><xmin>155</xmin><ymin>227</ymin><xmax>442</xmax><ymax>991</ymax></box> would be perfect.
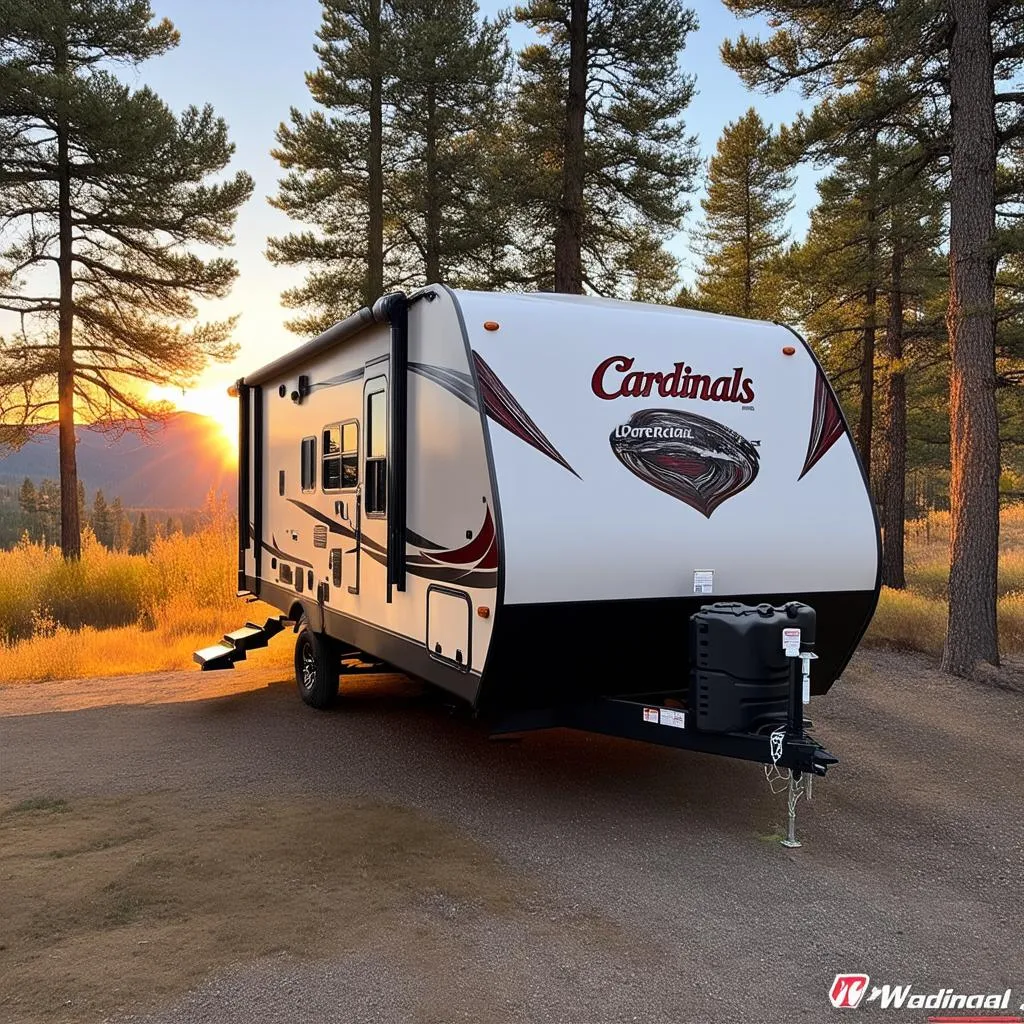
<box><xmin>193</xmin><ymin>615</ymin><xmax>289</xmax><ymax>671</ymax></box>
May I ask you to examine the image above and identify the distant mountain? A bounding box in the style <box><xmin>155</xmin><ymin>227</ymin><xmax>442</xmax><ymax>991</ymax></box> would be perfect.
<box><xmin>0</xmin><ymin>412</ymin><xmax>236</xmax><ymax>509</ymax></box>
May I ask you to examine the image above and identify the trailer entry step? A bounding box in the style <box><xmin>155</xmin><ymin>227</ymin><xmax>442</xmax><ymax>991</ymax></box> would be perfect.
<box><xmin>194</xmin><ymin>615</ymin><xmax>289</xmax><ymax>671</ymax></box>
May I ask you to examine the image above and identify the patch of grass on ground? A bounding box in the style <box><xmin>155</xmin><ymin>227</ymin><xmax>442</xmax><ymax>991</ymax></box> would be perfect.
<box><xmin>3</xmin><ymin>796</ymin><xmax>69</xmax><ymax>815</ymax></box>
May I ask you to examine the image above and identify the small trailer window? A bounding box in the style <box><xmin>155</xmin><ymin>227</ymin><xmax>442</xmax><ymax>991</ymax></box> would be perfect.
<box><xmin>322</xmin><ymin>421</ymin><xmax>358</xmax><ymax>492</ymax></box>
<box><xmin>300</xmin><ymin>437</ymin><xmax>316</xmax><ymax>492</ymax></box>
<box><xmin>365</xmin><ymin>386</ymin><xmax>387</xmax><ymax>515</ymax></box>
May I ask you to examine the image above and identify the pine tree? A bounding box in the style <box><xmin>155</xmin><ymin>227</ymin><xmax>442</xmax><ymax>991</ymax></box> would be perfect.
<box><xmin>0</xmin><ymin>0</ymin><xmax>253</xmax><ymax>560</ymax></box>
<box><xmin>692</xmin><ymin>109</ymin><xmax>794</xmax><ymax>319</ymax></box>
<box><xmin>722</xmin><ymin>0</ymin><xmax>1024</xmax><ymax>673</ymax></box>
<box><xmin>788</xmin><ymin>136</ymin><xmax>889</xmax><ymax>477</ymax></box>
<box><xmin>76</xmin><ymin>480</ymin><xmax>86</xmax><ymax>533</ymax></box>
<box><xmin>389</xmin><ymin>0</ymin><xmax>512</xmax><ymax>286</ymax></box>
<box><xmin>129</xmin><ymin>511</ymin><xmax>150</xmax><ymax>555</ymax></box>
<box><xmin>511</xmin><ymin>0</ymin><xmax>700</xmax><ymax>295</ymax></box>
<box><xmin>18</xmin><ymin>478</ymin><xmax>37</xmax><ymax>541</ymax></box>
<box><xmin>37</xmin><ymin>479</ymin><xmax>60</xmax><ymax>546</ymax></box>
<box><xmin>269</xmin><ymin>0</ymin><xmax>513</xmax><ymax>331</ymax></box>
<box><xmin>91</xmin><ymin>490</ymin><xmax>112</xmax><ymax>549</ymax></box>
<box><xmin>110</xmin><ymin>496</ymin><xmax>130</xmax><ymax>551</ymax></box>
<box><xmin>268</xmin><ymin>0</ymin><xmax>397</xmax><ymax>333</ymax></box>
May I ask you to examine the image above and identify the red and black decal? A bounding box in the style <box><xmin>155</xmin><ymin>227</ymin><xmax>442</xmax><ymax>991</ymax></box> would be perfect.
<box><xmin>609</xmin><ymin>409</ymin><xmax>759</xmax><ymax>518</ymax></box>
<box><xmin>473</xmin><ymin>352</ymin><xmax>578</xmax><ymax>478</ymax></box>
<box><xmin>799</xmin><ymin>371</ymin><xmax>845</xmax><ymax>479</ymax></box>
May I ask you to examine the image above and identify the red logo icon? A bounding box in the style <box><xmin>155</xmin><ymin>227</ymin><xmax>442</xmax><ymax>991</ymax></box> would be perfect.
<box><xmin>830</xmin><ymin>974</ymin><xmax>870</xmax><ymax>1009</ymax></box>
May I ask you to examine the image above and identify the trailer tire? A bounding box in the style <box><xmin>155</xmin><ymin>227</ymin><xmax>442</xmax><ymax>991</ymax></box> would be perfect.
<box><xmin>294</xmin><ymin>620</ymin><xmax>340</xmax><ymax>710</ymax></box>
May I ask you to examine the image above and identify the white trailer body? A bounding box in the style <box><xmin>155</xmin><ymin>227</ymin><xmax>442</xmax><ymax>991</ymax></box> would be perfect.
<box><xmin>216</xmin><ymin>286</ymin><xmax>879</xmax><ymax>718</ymax></box>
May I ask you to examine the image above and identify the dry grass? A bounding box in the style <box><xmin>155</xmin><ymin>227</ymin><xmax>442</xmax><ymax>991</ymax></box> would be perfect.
<box><xmin>864</xmin><ymin>504</ymin><xmax>1024</xmax><ymax>657</ymax></box>
<box><xmin>0</xmin><ymin>498</ymin><xmax>290</xmax><ymax>683</ymax></box>
<box><xmin>4</xmin><ymin>497</ymin><xmax>1024</xmax><ymax>680</ymax></box>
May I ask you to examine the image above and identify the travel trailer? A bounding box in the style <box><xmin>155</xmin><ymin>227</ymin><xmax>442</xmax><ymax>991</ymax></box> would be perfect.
<box><xmin>196</xmin><ymin>286</ymin><xmax>880</xmax><ymax>829</ymax></box>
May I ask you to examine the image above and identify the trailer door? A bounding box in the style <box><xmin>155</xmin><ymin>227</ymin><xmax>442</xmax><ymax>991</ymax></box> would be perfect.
<box><xmin>359</xmin><ymin>371</ymin><xmax>388</xmax><ymax>597</ymax></box>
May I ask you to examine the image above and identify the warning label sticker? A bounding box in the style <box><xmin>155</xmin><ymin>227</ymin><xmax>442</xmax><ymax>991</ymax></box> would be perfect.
<box><xmin>659</xmin><ymin>709</ymin><xmax>686</xmax><ymax>729</ymax></box>
<box><xmin>693</xmin><ymin>570</ymin><xmax>714</xmax><ymax>595</ymax></box>
<box><xmin>643</xmin><ymin>707</ymin><xmax>659</xmax><ymax>724</ymax></box>
<box><xmin>782</xmin><ymin>627</ymin><xmax>801</xmax><ymax>656</ymax></box>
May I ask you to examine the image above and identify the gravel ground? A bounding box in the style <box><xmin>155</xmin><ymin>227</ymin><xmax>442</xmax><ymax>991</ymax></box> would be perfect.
<box><xmin>2</xmin><ymin>646</ymin><xmax>1022</xmax><ymax>1023</ymax></box>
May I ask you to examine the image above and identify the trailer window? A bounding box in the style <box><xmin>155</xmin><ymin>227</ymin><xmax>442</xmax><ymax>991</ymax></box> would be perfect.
<box><xmin>322</xmin><ymin>421</ymin><xmax>358</xmax><ymax>492</ymax></box>
<box><xmin>300</xmin><ymin>437</ymin><xmax>316</xmax><ymax>492</ymax></box>
<box><xmin>365</xmin><ymin>386</ymin><xmax>387</xmax><ymax>516</ymax></box>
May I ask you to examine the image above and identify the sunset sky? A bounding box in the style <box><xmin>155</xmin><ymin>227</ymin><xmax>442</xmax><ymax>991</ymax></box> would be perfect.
<box><xmin>136</xmin><ymin>0</ymin><xmax>813</xmax><ymax>426</ymax></box>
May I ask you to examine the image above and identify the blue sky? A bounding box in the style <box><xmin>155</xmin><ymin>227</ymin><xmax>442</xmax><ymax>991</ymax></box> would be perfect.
<box><xmin>133</xmin><ymin>0</ymin><xmax>816</xmax><ymax>408</ymax></box>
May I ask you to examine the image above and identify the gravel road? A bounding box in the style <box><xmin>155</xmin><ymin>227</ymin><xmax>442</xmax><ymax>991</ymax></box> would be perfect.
<box><xmin>2</xmin><ymin>647</ymin><xmax>1022</xmax><ymax>1023</ymax></box>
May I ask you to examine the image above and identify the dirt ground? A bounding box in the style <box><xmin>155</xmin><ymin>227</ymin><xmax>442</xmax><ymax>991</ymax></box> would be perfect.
<box><xmin>1</xmin><ymin>648</ymin><xmax>1022</xmax><ymax>1024</ymax></box>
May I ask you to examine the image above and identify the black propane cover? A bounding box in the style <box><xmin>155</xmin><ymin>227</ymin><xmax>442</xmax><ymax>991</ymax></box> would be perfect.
<box><xmin>688</xmin><ymin>602</ymin><xmax>816</xmax><ymax>734</ymax></box>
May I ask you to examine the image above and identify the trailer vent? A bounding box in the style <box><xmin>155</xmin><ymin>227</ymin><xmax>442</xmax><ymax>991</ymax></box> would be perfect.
<box><xmin>330</xmin><ymin>549</ymin><xmax>342</xmax><ymax>587</ymax></box>
<box><xmin>313</xmin><ymin>525</ymin><xmax>328</xmax><ymax>548</ymax></box>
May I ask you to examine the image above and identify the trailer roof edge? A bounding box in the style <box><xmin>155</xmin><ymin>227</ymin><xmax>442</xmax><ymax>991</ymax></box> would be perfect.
<box><xmin>241</xmin><ymin>304</ymin><xmax>380</xmax><ymax>386</ymax></box>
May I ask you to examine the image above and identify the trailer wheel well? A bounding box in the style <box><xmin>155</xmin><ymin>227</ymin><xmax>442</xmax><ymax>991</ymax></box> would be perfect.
<box><xmin>288</xmin><ymin>600</ymin><xmax>305</xmax><ymax>627</ymax></box>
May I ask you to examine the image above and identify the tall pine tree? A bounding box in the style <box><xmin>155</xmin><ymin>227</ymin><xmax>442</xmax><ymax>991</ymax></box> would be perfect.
<box><xmin>0</xmin><ymin>0</ymin><xmax>252</xmax><ymax>560</ymax></box>
<box><xmin>389</xmin><ymin>0</ymin><xmax>512</xmax><ymax>287</ymax></box>
<box><xmin>691</xmin><ymin>108</ymin><xmax>793</xmax><ymax>319</ymax></box>
<box><xmin>91</xmin><ymin>489</ymin><xmax>112</xmax><ymax>548</ymax></box>
<box><xmin>787</xmin><ymin>139</ymin><xmax>885</xmax><ymax>475</ymax></box>
<box><xmin>269</xmin><ymin>0</ymin><xmax>511</xmax><ymax>333</ymax></box>
<box><xmin>722</xmin><ymin>0</ymin><xmax>1024</xmax><ymax>676</ymax></box>
<box><xmin>268</xmin><ymin>0</ymin><xmax>396</xmax><ymax>332</ymax></box>
<box><xmin>510</xmin><ymin>0</ymin><xmax>700</xmax><ymax>295</ymax></box>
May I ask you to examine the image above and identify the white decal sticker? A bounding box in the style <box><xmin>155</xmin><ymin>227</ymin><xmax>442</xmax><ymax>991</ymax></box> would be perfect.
<box><xmin>693</xmin><ymin>570</ymin><xmax>714</xmax><ymax>595</ymax></box>
<box><xmin>782</xmin><ymin>627</ymin><xmax>801</xmax><ymax>657</ymax></box>
<box><xmin>643</xmin><ymin>707</ymin><xmax>659</xmax><ymax>724</ymax></box>
<box><xmin>659</xmin><ymin>709</ymin><xmax>686</xmax><ymax>729</ymax></box>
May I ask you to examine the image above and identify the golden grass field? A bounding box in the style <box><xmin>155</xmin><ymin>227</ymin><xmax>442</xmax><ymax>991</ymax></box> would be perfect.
<box><xmin>869</xmin><ymin>505</ymin><xmax>1024</xmax><ymax>658</ymax></box>
<box><xmin>0</xmin><ymin>501</ymin><xmax>290</xmax><ymax>683</ymax></box>
<box><xmin>1</xmin><ymin>503</ymin><xmax>1023</xmax><ymax>682</ymax></box>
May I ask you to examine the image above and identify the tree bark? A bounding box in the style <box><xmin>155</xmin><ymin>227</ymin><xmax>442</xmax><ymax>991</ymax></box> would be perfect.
<box><xmin>858</xmin><ymin>283</ymin><xmax>876</xmax><ymax>477</ymax></box>
<box><xmin>424</xmin><ymin>81</ymin><xmax>441</xmax><ymax>283</ymax></box>
<box><xmin>941</xmin><ymin>0</ymin><xmax>1000</xmax><ymax>675</ymax></box>
<box><xmin>879</xmin><ymin>240</ymin><xmax>906</xmax><ymax>588</ymax></box>
<box><xmin>56</xmin><ymin>29</ymin><xmax>81</xmax><ymax>560</ymax></box>
<box><xmin>743</xmin><ymin>165</ymin><xmax>752</xmax><ymax>318</ymax></box>
<box><xmin>856</xmin><ymin>142</ymin><xmax>879</xmax><ymax>478</ymax></box>
<box><xmin>366</xmin><ymin>0</ymin><xmax>385</xmax><ymax>304</ymax></box>
<box><xmin>554</xmin><ymin>0</ymin><xmax>587</xmax><ymax>294</ymax></box>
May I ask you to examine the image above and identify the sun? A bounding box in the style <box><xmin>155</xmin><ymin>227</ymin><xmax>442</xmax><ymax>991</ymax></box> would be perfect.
<box><xmin>149</xmin><ymin>384</ymin><xmax>238</xmax><ymax>465</ymax></box>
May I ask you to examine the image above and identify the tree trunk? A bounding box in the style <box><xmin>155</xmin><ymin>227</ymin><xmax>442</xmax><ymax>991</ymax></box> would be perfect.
<box><xmin>366</xmin><ymin>0</ymin><xmax>385</xmax><ymax>304</ymax></box>
<box><xmin>941</xmin><ymin>0</ymin><xmax>1000</xmax><ymax>675</ymax></box>
<box><xmin>879</xmin><ymin>240</ymin><xmax>906</xmax><ymax>589</ymax></box>
<box><xmin>56</xmin><ymin>32</ymin><xmax>81</xmax><ymax>560</ymax></box>
<box><xmin>856</xmin><ymin>142</ymin><xmax>879</xmax><ymax>478</ymax></box>
<box><xmin>424</xmin><ymin>82</ymin><xmax>441</xmax><ymax>283</ymax></box>
<box><xmin>554</xmin><ymin>0</ymin><xmax>587</xmax><ymax>294</ymax></box>
<box><xmin>857</xmin><ymin>290</ymin><xmax>876</xmax><ymax>478</ymax></box>
<box><xmin>743</xmin><ymin>166</ymin><xmax>752</xmax><ymax>318</ymax></box>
